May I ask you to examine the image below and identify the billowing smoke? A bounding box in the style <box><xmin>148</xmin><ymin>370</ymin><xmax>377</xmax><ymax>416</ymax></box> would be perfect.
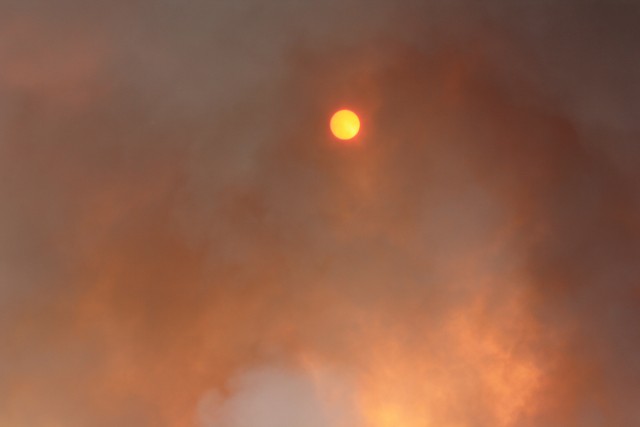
<box><xmin>1</xmin><ymin>0</ymin><xmax>639</xmax><ymax>426</ymax></box>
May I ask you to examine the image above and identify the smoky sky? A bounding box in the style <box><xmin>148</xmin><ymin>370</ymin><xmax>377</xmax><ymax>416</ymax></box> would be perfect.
<box><xmin>1</xmin><ymin>0</ymin><xmax>640</xmax><ymax>426</ymax></box>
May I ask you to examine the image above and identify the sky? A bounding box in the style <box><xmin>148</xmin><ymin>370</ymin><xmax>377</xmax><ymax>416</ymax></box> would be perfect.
<box><xmin>1</xmin><ymin>0</ymin><xmax>639</xmax><ymax>426</ymax></box>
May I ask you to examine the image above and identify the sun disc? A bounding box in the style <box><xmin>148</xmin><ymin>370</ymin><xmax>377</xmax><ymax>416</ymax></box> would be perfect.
<box><xmin>330</xmin><ymin>109</ymin><xmax>360</xmax><ymax>141</ymax></box>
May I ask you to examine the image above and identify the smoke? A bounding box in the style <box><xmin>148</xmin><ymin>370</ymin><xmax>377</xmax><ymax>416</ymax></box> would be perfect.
<box><xmin>1</xmin><ymin>0</ymin><xmax>639</xmax><ymax>426</ymax></box>
<box><xmin>197</xmin><ymin>365</ymin><xmax>361</xmax><ymax>427</ymax></box>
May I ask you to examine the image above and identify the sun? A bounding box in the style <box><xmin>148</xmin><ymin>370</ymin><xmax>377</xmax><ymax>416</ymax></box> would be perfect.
<box><xmin>330</xmin><ymin>109</ymin><xmax>360</xmax><ymax>141</ymax></box>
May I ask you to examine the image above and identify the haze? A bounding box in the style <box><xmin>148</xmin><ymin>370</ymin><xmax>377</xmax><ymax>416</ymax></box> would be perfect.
<box><xmin>1</xmin><ymin>1</ymin><xmax>639</xmax><ymax>426</ymax></box>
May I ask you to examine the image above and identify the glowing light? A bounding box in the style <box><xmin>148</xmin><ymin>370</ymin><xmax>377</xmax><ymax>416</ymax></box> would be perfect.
<box><xmin>330</xmin><ymin>109</ymin><xmax>360</xmax><ymax>141</ymax></box>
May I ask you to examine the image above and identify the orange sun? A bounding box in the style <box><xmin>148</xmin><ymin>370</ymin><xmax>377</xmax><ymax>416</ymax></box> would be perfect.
<box><xmin>330</xmin><ymin>109</ymin><xmax>360</xmax><ymax>141</ymax></box>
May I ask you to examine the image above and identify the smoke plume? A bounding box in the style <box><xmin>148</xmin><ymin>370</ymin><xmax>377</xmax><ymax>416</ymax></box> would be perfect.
<box><xmin>1</xmin><ymin>0</ymin><xmax>639</xmax><ymax>426</ymax></box>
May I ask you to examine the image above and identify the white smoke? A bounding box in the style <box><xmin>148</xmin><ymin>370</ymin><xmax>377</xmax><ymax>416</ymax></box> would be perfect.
<box><xmin>198</xmin><ymin>365</ymin><xmax>362</xmax><ymax>427</ymax></box>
